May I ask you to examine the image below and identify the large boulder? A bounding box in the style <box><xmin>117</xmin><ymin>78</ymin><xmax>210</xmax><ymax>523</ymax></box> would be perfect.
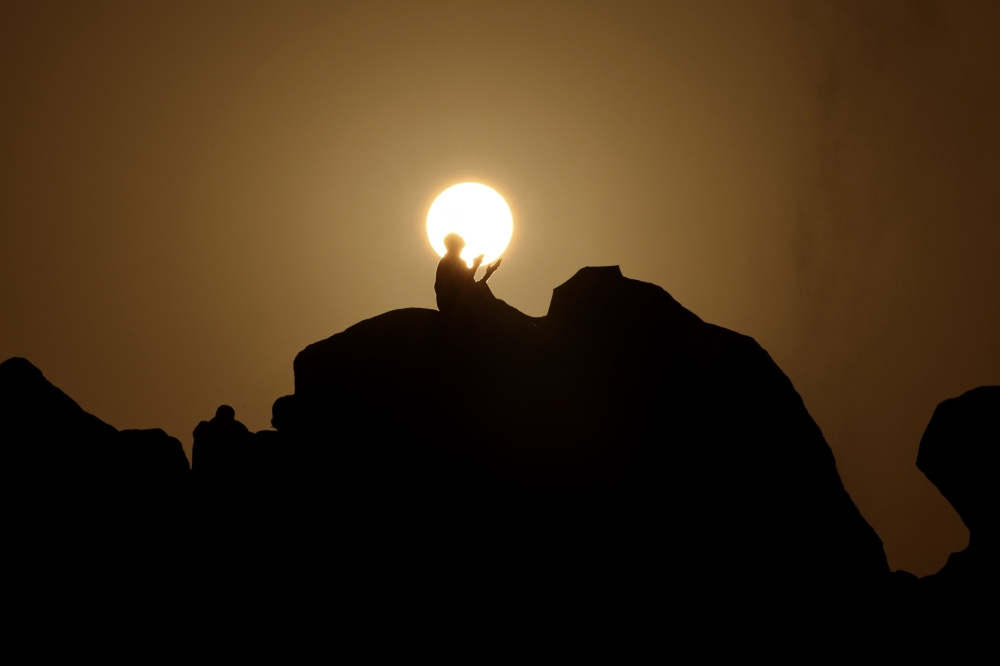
<box><xmin>917</xmin><ymin>386</ymin><xmax>999</xmax><ymax>597</ymax></box>
<box><xmin>0</xmin><ymin>357</ymin><xmax>190</xmax><ymax>534</ymax></box>
<box><xmin>285</xmin><ymin>267</ymin><xmax>889</xmax><ymax>605</ymax></box>
<box><xmin>1</xmin><ymin>357</ymin><xmax>120</xmax><ymax>530</ymax></box>
<box><xmin>115</xmin><ymin>428</ymin><xmax>191</xmax><ymax>504</ymax></box>
<box><xmin>0</xmin><ymin>357</ymin><xmax>118</xmax><ymax>476</ymax></box>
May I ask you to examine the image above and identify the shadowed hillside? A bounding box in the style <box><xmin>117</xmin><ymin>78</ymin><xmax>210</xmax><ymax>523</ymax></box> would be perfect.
<box><xmin>3</xmin><ymin>267</ymin><xmax>995</xmax><ymax>635</ymax></box>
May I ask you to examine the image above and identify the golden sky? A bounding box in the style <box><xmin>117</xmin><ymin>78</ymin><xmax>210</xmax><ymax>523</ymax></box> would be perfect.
<box><xmin>2</xmin><ymin>0</ymin><xmax>998</xmax><ymax>577</ymax></box>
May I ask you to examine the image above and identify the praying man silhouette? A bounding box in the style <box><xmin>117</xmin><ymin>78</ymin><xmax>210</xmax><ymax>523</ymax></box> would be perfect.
<box><xmin>435</xmin><ymin>233</ymin><xmax>501</xmax><ymax>314</ymax></box>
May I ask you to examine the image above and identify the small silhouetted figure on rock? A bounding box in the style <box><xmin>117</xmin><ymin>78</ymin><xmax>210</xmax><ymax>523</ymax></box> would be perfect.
<box><xmin>435</xmin><ymin>233</ymin><xmax>501</xmax><ymax>314</ymax></box>
<box><xmin>192</xmin><ymin>404</ymin><xmax>253</xmax><ymax>476</ymax></box>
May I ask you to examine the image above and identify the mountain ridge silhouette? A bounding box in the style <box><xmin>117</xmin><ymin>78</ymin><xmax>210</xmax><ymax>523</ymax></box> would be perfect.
<box><xmin>2</xmin><ymin>265</ymin><xmax>995</xmax><ymax>635</ymax></box>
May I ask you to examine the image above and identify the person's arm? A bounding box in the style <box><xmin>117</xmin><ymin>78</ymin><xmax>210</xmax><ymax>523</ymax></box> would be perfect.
<box><xmin>479</xmin><ymin>257</ymin><xmax>502</xmax><ymax>282</ymax></box>
<box><xmin>468</xmin><ymin>254</ymin><xmax>484</xmax><ymax>280</ymax></box>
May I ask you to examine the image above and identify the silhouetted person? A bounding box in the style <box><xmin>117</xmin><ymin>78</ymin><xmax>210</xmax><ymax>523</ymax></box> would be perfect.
<box><xmin>192</xmin><ymin>404</ymin><xmax>252</xmax><ymax>475</ymax></box>
<box><xmin>435</xmin><ymin>233</ymin><xmax>501</xmax><ymax>314</ymax></box>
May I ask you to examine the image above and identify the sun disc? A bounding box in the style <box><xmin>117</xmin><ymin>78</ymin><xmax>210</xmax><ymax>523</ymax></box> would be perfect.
<box><xmin>427</xmin><ymin>183</ymin><xmax>513</xmax><ymax>267</ymax></box>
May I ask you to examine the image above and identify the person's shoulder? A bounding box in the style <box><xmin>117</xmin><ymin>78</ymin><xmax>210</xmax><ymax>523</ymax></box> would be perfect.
<box><xmin>437</xmin><ymin>255</ymin><xmax>462</xmax><ymax>272</ymax></box>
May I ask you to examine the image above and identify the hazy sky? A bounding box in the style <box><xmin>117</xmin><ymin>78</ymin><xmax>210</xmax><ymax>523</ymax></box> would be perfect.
<box><xmin>2</xmin><ymin>0</ymin><xmax>997</xmax><ymax>577</ymax></box>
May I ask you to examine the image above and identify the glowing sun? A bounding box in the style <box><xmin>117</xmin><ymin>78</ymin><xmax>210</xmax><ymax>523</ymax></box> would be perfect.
<box><xmin>427</xmin><ymin>183</ymin><xmax>513</xmax><ymax>267</ymax></box>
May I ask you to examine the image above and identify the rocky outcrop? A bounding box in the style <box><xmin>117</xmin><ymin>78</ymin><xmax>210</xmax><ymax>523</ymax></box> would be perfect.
<box><xmin>1</xmin><ymin>356</ymin><xmax>118</xmax><ymax>478</ymax></box>
<box><xmin>4</xmin><ymin>268</ymin><xmax>994</xmax><ymax>629</ymax></box>
<box><xmin>115</xmin><ymin>428</ymin><xmax>190</xmax><ymax>501</ymax></box>
<box><xmin>286</xmin><ymin>266</ymin><xmax>889</xmax><ymax>604</ymax></box>
<box><xmin>916</xmin><ymin>386</ymin><xmax>999</xmax><ymax>598</ymax></box>
<box><xmin>0</xmin><ymin>357</ymin><xmax>190</xmax><ymax>533</ymax></box>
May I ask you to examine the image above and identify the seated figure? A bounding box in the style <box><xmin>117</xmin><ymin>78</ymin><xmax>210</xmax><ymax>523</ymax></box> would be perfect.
<box><xmin>192</xmin><ymin>404</ymin><xmax>253</xmax><ymax>475</ymax></box>
<box><xmin>434</xmin><ymin>233</ymin><xmax>501</xmax><ymax>314</ymax></box>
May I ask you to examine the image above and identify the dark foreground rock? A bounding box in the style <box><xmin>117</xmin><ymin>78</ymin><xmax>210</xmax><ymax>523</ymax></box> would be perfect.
<box><xmin>915</xmin><ymin>386</ymin><xmax>999</xmax><ymax>599</ymax></box>
<box><xmin>1</xmin><ymin>356</ymin><xmax>118</xmax><ymax>479</ymax></box>
<box><xmin>1</xmin><ymin>357</ymin><xmax>189</xmax><ymax>502</ymax></box>
<box><xmin>3</xmin><ymin>268</ymin><xmax>994</xmax><ymax>637</ymax></box>
<box><xmin>1</xmin><ymin>357</ymin><xmax>192</xmax><ymax>610</ymax></box>
<box><xmin>887</xmin><ymin>386</ymin><xmax>998</xmax><ymax>641</ymax></box>
<box><xmin>286</xmin><ymin>266</ymin><xmax>889</xmax><ymax>609</ymax></box>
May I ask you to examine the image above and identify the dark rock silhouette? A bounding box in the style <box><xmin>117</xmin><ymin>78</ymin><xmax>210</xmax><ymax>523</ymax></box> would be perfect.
<box><xmin>3</xmin><ymin>268</ymin><xmax>993</xmax><ymax>633</ymax></box>
<box><xmin>916</xmin><ymin>386</ymin><xmax>999</xmax><ymax>599</ymax></box>
<box><xmin>114</xmin><ymin>428</ymin><xmax>190</xmax><ymax>498</ymax></box>
<box><xmin>1</xmin><ymin>357</ymin><xmax>190</xmax><ymax>598</ymax></box>
<box><xmin>1</xmin><ymin>356</ymin><xmax>118</xmax><ymax>478</ymax></box>
<box><xmin>289</xmin><ymin>266</ymin><xmax>889</xmax><ymax>608</ymax></box>
<box><xmin>0</xmin><ymin>358</ymin><xmax>190</xmax><ymax>512</ymax></box>
<box><xmin>0</xmin><ymin>358</ymin><xmax>189</xmax><ymax>488</ymax></box>
<box><xmin>110</xmin><ymin>427</ymin><xmax>191</xmax><ymax>552</ymax></box>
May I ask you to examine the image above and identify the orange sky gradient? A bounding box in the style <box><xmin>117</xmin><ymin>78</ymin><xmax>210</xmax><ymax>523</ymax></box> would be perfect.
<box><xmin>2</xmin><ymin>1</ymin><xmax>998</xmax><ymax>577</ymax></box>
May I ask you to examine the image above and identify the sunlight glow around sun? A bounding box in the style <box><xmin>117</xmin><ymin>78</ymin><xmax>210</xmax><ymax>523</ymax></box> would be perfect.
<box><xmin>427</xmin><ymin>183</ymin><xmax>513</xmax><ymax>267</ymax></box>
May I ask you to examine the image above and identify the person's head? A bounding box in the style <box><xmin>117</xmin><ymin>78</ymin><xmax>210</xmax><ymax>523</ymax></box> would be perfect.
<box><xmin>214</xmin><ymin>404</ymin><xmax>236</xmax><ymax>422</ymax></box>
<box><xmin>443</xmin><ymin>233</ymin><xmax>465</xmax><ymax>256</ymax></box>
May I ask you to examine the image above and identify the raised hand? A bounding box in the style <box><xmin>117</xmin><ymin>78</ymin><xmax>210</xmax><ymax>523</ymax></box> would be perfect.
<box><xmin>483</xmin><ymin>257</ymin><xmax>502</xmax><ymax>280</ymax></box>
